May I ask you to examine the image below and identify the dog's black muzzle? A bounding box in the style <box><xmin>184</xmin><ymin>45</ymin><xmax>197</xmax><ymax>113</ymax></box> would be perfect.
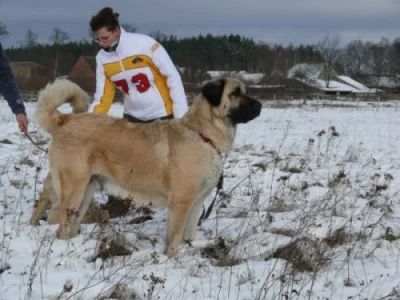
<box><xmin>229</xmin><ymin>96</ymin><xmax>262</xmax><ymax>124</ymax></box>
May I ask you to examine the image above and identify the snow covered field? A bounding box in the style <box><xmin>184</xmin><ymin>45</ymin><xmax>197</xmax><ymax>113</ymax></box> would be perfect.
<box><xmin>2</xmin><ymin>98</ymin><xmax>400</xmax><ymax>299</ymax></box>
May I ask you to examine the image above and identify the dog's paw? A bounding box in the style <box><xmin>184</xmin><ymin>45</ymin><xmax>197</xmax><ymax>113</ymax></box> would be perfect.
<box><xmin>100</xmin><ymin>210</ymin><xmax>110</xmax><ymax>223</ymax></box>
<box><xmin>165</xmin><ymin>248</ymin><xmax>177</xmax><ymax>257</ymax></box>
<box><xmin>165</xmin><ymin>245</ymin><xmax>181</xmax><ymax>257</ymax></box>
<box><xmin>56</xmin><ymin>229</ymin><xmax>70</xmax><ymax>240</ymax></box>
<box><xmin>56</xmin><ymin>226</ymin><xmax>78</xmax><ymax>240</ymax></box>
<box><xmin>29</xmin><ymin>218</ymin><xmax>39</xmax><ymax>226</ymax></box>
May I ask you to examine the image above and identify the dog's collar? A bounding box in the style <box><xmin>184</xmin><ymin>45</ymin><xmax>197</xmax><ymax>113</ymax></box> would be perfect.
<box><xmin>199</xmin><ymin>133</ymin><xmax>221</xmax><ymax>154</ymax></box>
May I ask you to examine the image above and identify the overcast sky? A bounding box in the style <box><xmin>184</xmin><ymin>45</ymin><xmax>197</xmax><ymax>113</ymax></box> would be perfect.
<box><xmin>0</xmin><ymin>0</ymin><xmax>399</xmax><ymax>48</ymax></box>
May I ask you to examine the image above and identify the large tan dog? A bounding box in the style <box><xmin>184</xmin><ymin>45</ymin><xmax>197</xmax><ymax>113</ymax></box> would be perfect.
<box><xmin>34</xmin><ymin>77</ymin><xmax>261</xmax><ymax>257</ymax></box>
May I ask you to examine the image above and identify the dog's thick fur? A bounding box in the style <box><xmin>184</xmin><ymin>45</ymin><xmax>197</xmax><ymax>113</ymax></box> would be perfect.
<box><xmin>34</xmin><ymin>77</ymin><xmax>261</xmax><ymax>257</ymax></box>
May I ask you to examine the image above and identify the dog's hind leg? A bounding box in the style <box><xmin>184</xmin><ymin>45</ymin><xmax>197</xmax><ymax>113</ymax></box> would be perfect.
<box><xmin>69</xmin><ymin>177</ymin><xmax>103</xmax><ymax>234</ymax></box>
<box><xmin>81</xmin><ymin>199</ymin><xmax>109</xmax><ymax>224</ymax></box>
<box><xmin>30</xmin><ymin>172</ymin><xmax>53</xmax><ymax>225</ymax></box>
<box><xmin>54</xmin><ymin>171</ymin><xmax>91</xmax><ymax>240</ymax></box>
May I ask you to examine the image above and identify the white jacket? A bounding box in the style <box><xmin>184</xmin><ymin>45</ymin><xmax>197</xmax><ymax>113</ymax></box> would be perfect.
<box><xmin>89</xmin><ymin>28</ymin><xmax>188</xmax><ymax>120</ymax></box>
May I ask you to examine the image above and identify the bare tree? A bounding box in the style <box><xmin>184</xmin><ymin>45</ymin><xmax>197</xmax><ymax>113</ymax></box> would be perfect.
<box><xmin>22</xmin><ymin>28</ymin><xmax>38</xmax><ymax>48</ymax></box>
<box><xmin>49</xmin><ymin>27</ymin><xmax>70</xmax><ymax>78</ymax></box>
<box><xmin>271</xmin><ymin>44</ymin><xmax>287</xmax><ymax>79</ymax></box>
<box><xmin>390</xmin><ymin>37</ymin><xmax>400</xmax><ymax>84</ymax></box>
<box><xmin>249</xmin><ymin>42</ymin><xmax>273</xmax><ymax>74</ymax></box>
<box><xmin>315</xmin><ymin>35</ymin><xmax>341</xmax><ymax>88</ymax></box>
<box><xmin>0</xmin><ymin>22</ymin><xmax>9</xmax><ymax>39</ymax></box>
<box><xmin>269</xmin><ymin>69</ymin><xmax>285</xmax><ymax>85</ymax></box>
<box><xmin>49</xmin><ymin>27</ymin><xmax>69</xmax><ymax>45</ymax></box>
<box><xmin>120</xmin><ymin>23</ymin><xmax>137</xmax><ymax>33</ymax></box>
<box><xmin>366</xmin><ymin>37</ymin><xmax>391</xmax><ymax>87</ymax></box>
<box><xmin>344</xmin><ymin>39</ymin><xmax>367</xmax><ymax>78</ymax></box>
<box><xmin>149</xmin><ymin>30</ymin><xmax>168</xmax><ymax>42</ymax></box>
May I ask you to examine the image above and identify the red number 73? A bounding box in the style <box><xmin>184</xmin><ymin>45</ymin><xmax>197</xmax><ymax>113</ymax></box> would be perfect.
<box><xmin>113</xmin><ymin>73</ymin><xmax>151</xmax><ymax>94</ymax></box>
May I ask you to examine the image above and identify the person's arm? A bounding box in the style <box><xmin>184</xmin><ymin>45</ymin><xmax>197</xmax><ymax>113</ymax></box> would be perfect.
<box><xmin>88</xmin><ymin>56</ymin><xmax>116</xmax><ymax>113</ymax></box>
<box><xmin>150</xmin><ymin>41</ymin><xmax>188</xmax><ymax>118</ymax></box>
<box><xmin>0</xmin><ymin>42</ymin><xmax>26</xmax><ymax>116</ymax></box>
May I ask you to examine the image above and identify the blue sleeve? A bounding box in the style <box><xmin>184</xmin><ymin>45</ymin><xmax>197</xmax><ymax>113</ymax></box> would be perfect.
<box><xmin>0</xmin><ymin>42</ymin><xmax>26</xmax><ymax>115</ymax></box>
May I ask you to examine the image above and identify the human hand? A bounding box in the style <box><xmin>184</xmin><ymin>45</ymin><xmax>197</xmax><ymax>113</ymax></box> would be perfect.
<box><xmin>16</xmin><ymin>113</ymin><xmax>29</xmax><ymax>133</ymax></box>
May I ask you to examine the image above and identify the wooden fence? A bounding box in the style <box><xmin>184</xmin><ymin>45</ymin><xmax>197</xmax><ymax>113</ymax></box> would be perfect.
<box><xmin>18</xmin><ymin>89</ymin><xmax>400</xmax><ymax>104</ymax></box>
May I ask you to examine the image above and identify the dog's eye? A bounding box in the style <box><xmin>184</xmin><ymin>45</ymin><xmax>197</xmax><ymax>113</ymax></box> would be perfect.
<box><xmin>231</xmin><ymin>87</ymin><xmax>241</xmax><ymax>97</ymax></box>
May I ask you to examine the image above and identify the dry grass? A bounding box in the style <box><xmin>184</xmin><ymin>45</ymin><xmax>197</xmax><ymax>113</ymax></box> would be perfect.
<box><xmin>100</xmin><ymin>196</ymin><xmax>135</xmax><ymax>219</ymax></box>
<box><xmin>19</xmin><ymin>157</ymin><xmax>35</xmax><ymax>167</ymax></box>
<box><xmin>200</xmin><ymin>237</ymin><xmax>242</xmax><ymax>267</ymax></box>
<box><xmin>323</xmin><ymin>227</ymin><xmax>349</xmax><ymax>247</ymax></box>
<box><xmin>3</xmin><ymin>106</ymin><xmax>400</xmax><ymax>300</ymax></box>
<box><xmin>327</xmin><ymin>170</ymin><xmax>349</xmax><ymax>188</ymax></box>
<box><xmin>9</xmin><ymin>179</ymin><xmax>29</xmax><ymax>188</ymax></box>
<box><xmin>0</xmin><ymin>138</ymin><xmax>12</xmax><ymax>144</ymax></box>
<box><xmin>90</xmin><ymin>236</ymin><xmax>133</xmax><ymax>262</ymax></box>
<box><xmin>268</xmin><ymin>237</ymin><xmax>328</xmax><ymax>273</ymax></box>
<box><xmin>269</xmin><ymin>228</ymin><xmax>297</xmax><ymax>238</ymax></box>
<box><xmin>98</xmin><ymin>283</ymin><xmax>140</xmax><ymax>300</ymax></box>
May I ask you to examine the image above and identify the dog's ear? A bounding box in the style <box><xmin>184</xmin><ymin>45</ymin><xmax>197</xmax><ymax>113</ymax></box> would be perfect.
<box><xmin>202</xmin><ymin>79</ymin><xmax>225</xmax><ymax>106</ymax></box>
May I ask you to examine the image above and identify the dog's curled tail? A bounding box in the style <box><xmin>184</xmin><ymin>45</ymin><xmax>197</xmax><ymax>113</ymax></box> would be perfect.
<box><xmin>35</xmin><ymin>79</ymin><xmax>90</xmax><ymax>133</ymax></box>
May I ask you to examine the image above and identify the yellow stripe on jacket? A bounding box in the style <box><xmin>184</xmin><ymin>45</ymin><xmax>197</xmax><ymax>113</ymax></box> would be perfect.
<box><xmin>92</xmin><ymin>76</ymin><xmax>115</xmax><ymax>113</ymax></box>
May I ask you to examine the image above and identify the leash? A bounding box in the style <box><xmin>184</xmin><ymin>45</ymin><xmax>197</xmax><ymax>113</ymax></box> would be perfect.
<box><xmin>197</xmin><ymin>132</ymin><xmax>224</xmax><ymax>226</ymax></box>
<box><xmin>23</xmin><ymin>131</ymin><xmax>48</xmax><ymax>153</ymax></box>
<box><xmin>198</xmin><ymin>169</ymin><xmax>224</xmax><ymax>226</ymax></box>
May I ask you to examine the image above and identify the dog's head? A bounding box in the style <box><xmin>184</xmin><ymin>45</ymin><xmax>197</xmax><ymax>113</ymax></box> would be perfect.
<box><xmin>201</xmin><ymin>78</ymin><xmax>262</xmax><ymax>124</ymax></box>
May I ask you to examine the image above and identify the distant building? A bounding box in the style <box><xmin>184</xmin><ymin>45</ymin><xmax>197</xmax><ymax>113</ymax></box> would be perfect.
<box><xmin>287</xmin><ymin>63</ymin><xmax>379</xmax><ymax>95</ymax></box>
<box><xmin>336</xmin><ymin>75</ymin><xmax>380</xmax><ymax>95</ymax></box>
<box><xmin>9</xmin><ymin>61</ymin><xmax>55</xmax><ymax>91</ymax></box>
<box><xmin>357</xmin><ymin>75</ymin><xmax>400</xmax><ymax>93</ymax></box>
<box><xmin>67</xmin><ymin>55</ymin><xmax>97</xmax><ymax>93</ymax></box>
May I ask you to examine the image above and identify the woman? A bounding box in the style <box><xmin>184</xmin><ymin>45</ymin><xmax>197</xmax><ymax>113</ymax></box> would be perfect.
<box><xmin>89</xmin><ymin>7</ymin><xmax>189</xmax><ymax>208</ymax></box>
<box><xmin>0</xmin><ymin>41</ymin><xmax>29</xmax><ymax>132</ymax></box>
<box><xmin>89</xmin><ymin>7</ymin><xmax>188</xmax><ymax>122</ymax></box>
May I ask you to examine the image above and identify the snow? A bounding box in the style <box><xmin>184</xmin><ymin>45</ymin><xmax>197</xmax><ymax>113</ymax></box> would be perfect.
<box><xmin>287</xmin><ymin>63</ymin><xmax>325</xmax><ymax>80</ymax></box>
<box><xmin>313</xmin><ymin>79</ymin><xmax>359</xmax><ymax>92</ymax></box>
<box><xmin>336</xmin><ymin>75</ymin><xmax>375</xmax><ymax>93</ymax></box>
<box><xmin>287</xmin><ymin>63</ymin><xmax>384</xmax><ymax>94</ymax></box>
<box><xmin>293</xmin><ymin>77</ymin><xmax>359</xmax><ymax>93</ymax></box>
<box><xmin>2</xmin><ymin>98</ymin><xmax>400</xmax><ymax>299</ymax></box>
<box><xmin>375</xmin><ymin>76</ymin><xmax>399</xmax><ymax>88</ymax></box>
<box><xmin>207</xmin><ymin>70</ymin><xmax>265</xmax><ymax>84</ymax></box>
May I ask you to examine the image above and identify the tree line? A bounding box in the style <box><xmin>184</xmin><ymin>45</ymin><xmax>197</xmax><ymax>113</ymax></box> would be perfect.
<box><xmin>1</xmin><ymin>22</ymin><xmax>399</xmax><ymax>86</ymax></box>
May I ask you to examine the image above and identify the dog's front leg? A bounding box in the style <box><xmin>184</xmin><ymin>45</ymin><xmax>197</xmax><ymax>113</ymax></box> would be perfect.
<box><xmin>183</xmin><ymin>194</ymin><xmax>210</xmax><ymax>241</ymax></box>
<box><xmin>165</xmin><ymin>195</ymin><xmax>195</xmax><ymax>257</ymax></box>
<box><xmin>183</xmin><ymin>172</ymin><xmax>221</xmax><ymax>241</ymax></box>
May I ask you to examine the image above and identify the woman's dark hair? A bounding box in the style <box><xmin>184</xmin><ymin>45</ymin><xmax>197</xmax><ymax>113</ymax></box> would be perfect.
<box><xmin>89</xmin><ymin>7</ymin><xmax>120</xmax><ymax>32</ymax></box>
